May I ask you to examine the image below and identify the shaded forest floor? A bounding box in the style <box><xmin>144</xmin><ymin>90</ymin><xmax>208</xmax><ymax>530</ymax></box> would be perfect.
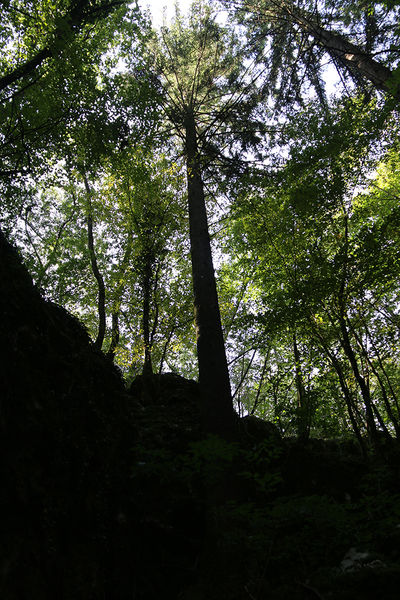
<box><xmin>2</xmin><ymin>229</ymin><xmax>400</xmax><ymax>599</ymax></box>
<box><xmin>130</xmin><ymin>379</ymin><xmax>400</xmax><ymax>600</ymax></box>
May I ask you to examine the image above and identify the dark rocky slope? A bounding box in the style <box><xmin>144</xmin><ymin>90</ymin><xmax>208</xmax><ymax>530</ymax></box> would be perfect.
<box><xmin>2</xmin><ymin>229</ymin><xmax>400</xmax><ymax>600</ymax></box>
<box><xmin>0</xmin><ymin>230</ymin><xmax>134</xmax><ymax>598</ymax></box>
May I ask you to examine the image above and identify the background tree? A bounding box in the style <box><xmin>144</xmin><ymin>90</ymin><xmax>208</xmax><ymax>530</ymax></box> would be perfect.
<box><xmin>9</xmin><ymin>146</ymin><xmax>193</xmax><ymax>376</ymax></box>
<box><xmin>222</xmin><ymin>92</ymin><xmax>400</xmax><ymax>444</ymax></box>
<box><xmin>220</xmin><ymin>0</ymin><xmax>400</xmax><ymax>108</ymax></box>
<box><xmin>0</xmin><ymin>0</ymin><xmax>142</xmax><ymax>185</ymax></box>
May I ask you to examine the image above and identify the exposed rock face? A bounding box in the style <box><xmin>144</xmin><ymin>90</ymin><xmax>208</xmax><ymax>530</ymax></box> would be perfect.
<box><xmin>129</xmin><ymin>371</ymin><xmax>199</xmax><ymax>405</ymax></box>
<box><xmin>129</xmin><ymin>372</ymin><xmax>202</xmax><ymax>451</ymax></box>
<box><xmin>240</xmin><ymin>414</ymin><xmax>282</xmax><ymax>445</ymax></box>
<box><xmin>0</xmin><ymin>230</ymin><xmax>134</xmax><ymax>599</ymax></box>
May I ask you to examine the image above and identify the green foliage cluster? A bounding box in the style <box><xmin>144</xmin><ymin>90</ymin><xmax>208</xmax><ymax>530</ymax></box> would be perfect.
<box><xmin>3</xmin><ymin>0</ymin><xmax>400</xmax><ymax>448</ymax></box>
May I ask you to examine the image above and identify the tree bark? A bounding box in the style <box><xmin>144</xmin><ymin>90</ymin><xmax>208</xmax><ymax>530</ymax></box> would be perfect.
<box><xmin>283</xmin><ymin>1</ymin><xmax>398</xmax><ymax>98</ymax></box>
<box><xmin>335</xmin><ymin>210</ymin><xmax>379</xmax><ymax>443</ymax></box>
<box><xmin>142</xmin><ymin>251</ymin><xmax>154</xmax><ymax>377</ymax></box>
<box><xmin>312</xmin><ymin>322</ymin><xmax>366</xmax><ymax>456</ymax></box>
<box><xmin>107</xmin><ymin>311</ymin><xmax>120</xmax><ymax>360</ymax></box>
<box><xmin>250</xmin><ymin>351</ymin><xmax>269</xmax><ymax>415</ymax></box>
<box><xmin>184</xmin><ymin>109</ymin><xmax>234</xmax><ymax>437</ymax></box>
<box><xmin>350</xmin><ymin>323</ymin><xmax>399</xmax><ymax>438</ymax></box>
<box><xmin>362</xmin><ymin>318</ymin><xmax>400</xmax><ymax>419</ymax></box>
<box><xmin>83</xmin><ymin>174</ymin><xmax>106</xmax><ymax>351</ymax></box>
<box><xmin>338</xmin><ymin>314</ymin><xmax>378</xmax><ymax>442</ymax></box>
<box><xmin>245</xmin><ymin>0</ymin><xmax>400</xmax><ymax>101</ymax></box>
<box><xmin>293</xmin><ymin>331</ymin><xmax>309</xmax><ymax>441</ymax></box>
<box><xmin>158</xmin><ymin>325</ymin><xmax>176</xmax><ymax>374</ymax></box>
<box><xmin>106</xmin><ymin>236</ymin><xmax>133</xmax><ymax>361</ymax></box>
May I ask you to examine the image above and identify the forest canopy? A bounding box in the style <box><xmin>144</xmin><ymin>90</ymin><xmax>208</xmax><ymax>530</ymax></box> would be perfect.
<box><xmin>2</xmin><ymin>0</ymin><xmax>400</xmax><ymax>444</ymax></box>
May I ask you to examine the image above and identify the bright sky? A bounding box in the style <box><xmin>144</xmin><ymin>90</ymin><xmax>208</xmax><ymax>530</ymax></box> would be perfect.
<box><xmin>137</xmin><ymin>0</ymin><xmax>339</xmax><ymax>93</ymax></box>
<box><xmin>138</xmin><ymin>0</ymin><xmax>193</xmax><ymax>29</ymax></box>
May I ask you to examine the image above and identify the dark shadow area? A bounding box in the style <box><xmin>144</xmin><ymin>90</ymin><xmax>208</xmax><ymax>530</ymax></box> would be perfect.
<box><xmin>2</xmin><ymin>230</ymin><xmax>400</xmax><ymax>599</ymax></box>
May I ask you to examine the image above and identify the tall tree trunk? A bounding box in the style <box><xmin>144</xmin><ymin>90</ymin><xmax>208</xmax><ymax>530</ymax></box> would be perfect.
<box><xmin>338</xmin><ymin>314</ymin><xmax>378</xmax><ymax>443</ymax></box>
<box><xmin>293</xmin><ymin>331</ymin><xmax>309</xmax><ymax>441</ymax></box>
<box><xmin>351</xmin><ymin>323</ymin><xmax>399</xmax><ymax>438</ymax></box>
<box><xmin>246</xmin><ymin>0</ymin><xmax>400</xmax><ymax>100</ymax></box>
<box><xmin>362</xmin><ymin>318</ymin><xmax>400</xmax><ymax>420</ymax></box>
<box><xmin>184</xmin><ymin>109</ymin><xmax>237</xmax><ymax>599</ymax></box>
<box><xmin>312</xmin><ymin>322</ymin><xmax>366</xmax><ymax>456</ymax></box>
<box><xmin>232</xmin><ymin>348</ymin><xmax>257</xmax><ymax>402</ymax></box>
<box><xmin>158</xmin><ymin>324</ymin><xmax>176</xmax><ymax>374</ymax></box>
<box><xmin>331</xmin><ymin>353</ymin><xmax>366</xmax><ymax>456</ymax></box>
<box><xmin>336</xmin><ymin>210</ymin><xmax>378</xmax><ymax>444</ymax></box>
<box><xmin>107</xmin><ymin>311</ymin><xmax>120</xmax><ymax>361</ymax></box>
<box><xmin>83</xmin><ymin>174</ymin><xmax>106</xmax><ymax>351</ymax></box>
<box><xmin>250</xmin><ymin>352</ymin><xmax>269</xmax><ymax>415</ymax></box>
<box><xmin>142</xmin><ymin>252</ymin><xmax>154</xmax><ymax>377</ymax></box>
<box><xmin>184</xmin><ymin>109</ymin><xmax>234</xmax><ymax>437</ymax></box>
<box><xmin>107</xmin><ymin>235</ymin><xmax>133</xmax><ymax>361</ymax></box>
<box><xmin>284</xmin><ymin>1</ymin><xmax>398</xmax><ymax>98</ymax></box>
